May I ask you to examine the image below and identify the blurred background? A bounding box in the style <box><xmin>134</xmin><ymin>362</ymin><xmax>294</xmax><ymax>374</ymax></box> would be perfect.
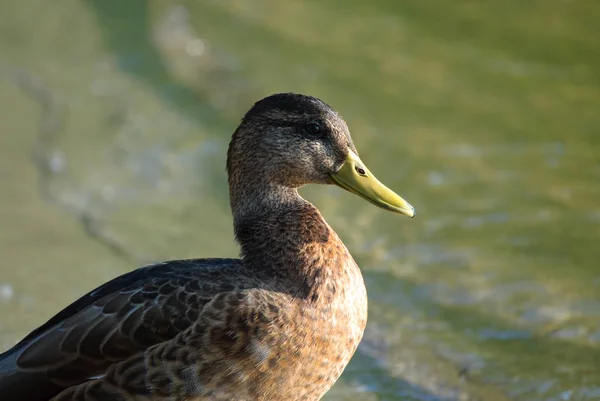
<box><xmin>0</xmin><ymin>1</ymin><xmax>598</xmax><ymax>400</ymax></box>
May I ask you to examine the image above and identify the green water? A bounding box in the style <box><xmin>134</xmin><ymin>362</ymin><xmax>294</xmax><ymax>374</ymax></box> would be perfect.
<box><xmin>0</xmin><ymin>1</ymin><xmax>598</xmax><ymax>399</ymax></box>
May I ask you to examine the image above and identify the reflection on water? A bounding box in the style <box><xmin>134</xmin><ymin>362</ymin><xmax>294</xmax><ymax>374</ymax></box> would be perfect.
<box><xmin>1</xmin><ymin>0</ymin><xmax>599</xmax><ymax>400</ymax></box>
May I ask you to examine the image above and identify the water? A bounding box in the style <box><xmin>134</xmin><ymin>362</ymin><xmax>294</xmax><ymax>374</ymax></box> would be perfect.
<box><xmin>0</xmin><ymin>1</ymin><xmax>598</xmax><ymax>399</ymax></box>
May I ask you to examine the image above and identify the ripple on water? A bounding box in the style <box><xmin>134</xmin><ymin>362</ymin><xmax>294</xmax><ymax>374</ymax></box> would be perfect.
<box><xmin>0</xmin><ymin>283</ymin><xmax>13</xmax><ymax>302</ymax></box>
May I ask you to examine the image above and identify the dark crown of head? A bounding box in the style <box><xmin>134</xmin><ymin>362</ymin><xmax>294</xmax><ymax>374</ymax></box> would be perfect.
<box><xmin>243</xmin><ymin>93</ymin><xmax>334</xmax><ymax>122</ymax></box>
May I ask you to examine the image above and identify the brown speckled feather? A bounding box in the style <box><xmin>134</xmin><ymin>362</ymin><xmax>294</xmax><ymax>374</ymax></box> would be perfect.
<box><xmin>0</xmin><ymin>93</ymin><xmax>383</xmax><ymax>401</ymax></box>
<box><xmin>48</xmin><ymin>204</ymin><xmax>366</xmax><ymax>400</ymax></box>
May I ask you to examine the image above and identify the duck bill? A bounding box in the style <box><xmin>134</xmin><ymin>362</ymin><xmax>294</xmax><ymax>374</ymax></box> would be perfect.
<box><xmin>330</xmin><ymin>151</ymin><xmax>415</xmax><ymax>218</ymax></box>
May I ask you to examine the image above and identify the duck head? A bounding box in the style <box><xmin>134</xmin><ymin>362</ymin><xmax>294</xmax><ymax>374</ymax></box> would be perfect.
<box><xmin>227</xmin><ymin>93</ymin><xmax>415</xmax><ymax>218</ymax></box>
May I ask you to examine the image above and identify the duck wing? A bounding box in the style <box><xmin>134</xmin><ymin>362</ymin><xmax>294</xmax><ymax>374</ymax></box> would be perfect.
<box><xmin>0</xmin><ymin>258</ymin><xmax>246</xmax><ymax>401</ymax></box>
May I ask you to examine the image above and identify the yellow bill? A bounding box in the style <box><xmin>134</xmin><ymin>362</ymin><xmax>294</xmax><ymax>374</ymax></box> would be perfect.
<box><xmin>330</xmin><ymin>151</ymin><xmax>415</xmax><ymax>218</ymax></box>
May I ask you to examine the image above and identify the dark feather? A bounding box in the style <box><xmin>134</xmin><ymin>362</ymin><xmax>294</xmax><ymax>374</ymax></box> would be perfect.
<box><xmin>0</xmin><ymin>258</ymin><xmax>244</xmax><ymax>400</ymax></box>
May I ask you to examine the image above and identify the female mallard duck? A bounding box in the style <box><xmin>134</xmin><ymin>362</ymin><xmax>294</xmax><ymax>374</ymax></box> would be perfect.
<box><xmin>0</xmin><ymin>93</ymin><xmax>414</xmax><ymax>400</ymax></box>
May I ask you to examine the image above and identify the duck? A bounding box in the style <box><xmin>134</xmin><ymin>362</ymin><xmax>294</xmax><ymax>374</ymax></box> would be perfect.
<box><xmin>0</xmin><ymin>93</ymin><xmax>415</xmax><ymax>401</ymax></box>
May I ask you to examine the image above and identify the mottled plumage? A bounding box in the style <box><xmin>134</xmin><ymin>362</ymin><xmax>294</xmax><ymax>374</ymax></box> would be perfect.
<box><xmin>0</xmin><ymin>93</ymin><xmax>414</xmax><ymax>400</ymax></box>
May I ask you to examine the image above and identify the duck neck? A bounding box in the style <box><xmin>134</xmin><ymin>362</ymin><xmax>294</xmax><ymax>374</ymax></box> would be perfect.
<box><xmin>230</xmin><ymin>181</ymin><xmax>305</xmax><ymax>228</ymax></box>
<box><xmin>230</xmin><ymin>183</ymin><xmax>351</xmax><ymax>302</ymax></box>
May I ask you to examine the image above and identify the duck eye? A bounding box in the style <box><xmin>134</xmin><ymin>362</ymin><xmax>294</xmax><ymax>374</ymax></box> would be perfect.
<box><xmin>304</xmin><ymin>122</ymin><xmax>322</xmax><ymax>136</ymax></box>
